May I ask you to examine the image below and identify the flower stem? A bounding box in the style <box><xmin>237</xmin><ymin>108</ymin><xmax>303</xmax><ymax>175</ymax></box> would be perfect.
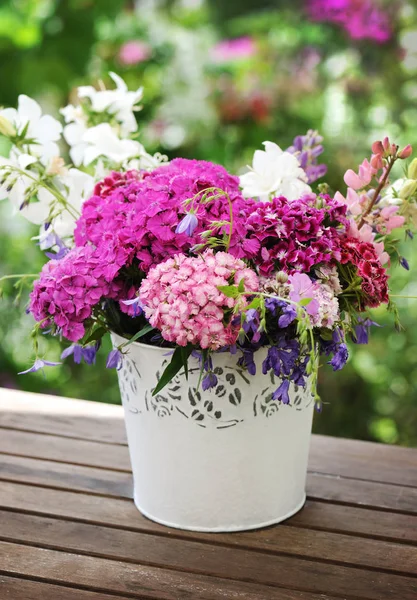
<box><xmin>358</xmin><ymin>157</ymin><xmax>396</xmax><ymax>229</ymax></box>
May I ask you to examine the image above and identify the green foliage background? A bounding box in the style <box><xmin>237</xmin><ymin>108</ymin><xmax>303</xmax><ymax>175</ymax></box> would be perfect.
<box><xmin>0</xmin><ymin>0</ymin><xmax>416</xmax><ymax>446</ymax></box>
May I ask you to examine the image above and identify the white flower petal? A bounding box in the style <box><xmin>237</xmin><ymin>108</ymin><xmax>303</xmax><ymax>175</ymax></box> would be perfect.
<box><xmin>17</xmin><ymin>95</ymin><xmax>42</xmax><ymax>124</ymax></box>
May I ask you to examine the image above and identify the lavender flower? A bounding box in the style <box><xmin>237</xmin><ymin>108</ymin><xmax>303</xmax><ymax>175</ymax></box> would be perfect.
<box><xmin>278</xmin><ymin>304</ymin><xmax>297</xmax><ymax>328</ymax></box>
<box><xmin>120</xmin><ymin>296</ymin><xmax>143</xmax><ymax>317</ymax></box>
<box><xmin>175</xmin><ymin>212</ymin><xmax>198</xmax><ymax>236</ymax></box>
<box><xmin>400</xmin><ymin>257</ymin><xmax>410</xmax><ymax>271</ymax></box>
<box><xmin>238</xmin><ymin>348</ymin><xmax>257</xmax><ymax>376</ymax></box>
<box><xmin>329</xmin><ymin>343</ymin><xmax>348</xmax><ymax>371</ymax></box>
<box><xmin>262</xmin><ymin>340</ymin><xmax>299</xmax><ymax>377</ymax></box>
<box><xmin>273</xmin><ymin>379</ymin><xmax>290</xmax><ymax>404</ymax></box>
<box><xmin>106</xmin><ymin>349</ymin><xmax>123</xmax><ymax>369</ymax></box>
<box><xmin>202</xmin><ymin>372</ymin><xmax>218</xmax><ymax>391</ymax></box>
<box><xmin>61</xmin><ymin>344</ymin><xmax>99</xmax><ymax>365</ymax></box>
<box><xmin>286</xmin><ymin>130</ymin><xmax>327</xmax><ymax>184</ymax></box>
<box><xmin>18</xmin><ymin>358</ymin><xmax>61</xmax><ymax>375</ymax></box>
<box><xmin>352</xmin><ymin>318</ymin><xmax>380</xmax><ymax>345</ymax></box>
<box><xmin>242</xmin><ymin>309</ymin><xmax>261</xmax><ymax>342</ymax></box>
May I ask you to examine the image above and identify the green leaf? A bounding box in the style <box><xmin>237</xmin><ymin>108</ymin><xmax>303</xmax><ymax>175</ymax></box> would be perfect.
<box><xmin>83</xmin><ymin>326</ymin><xmax>107</xmax><ymax>345</ymax></box>
<box><xmin>246</xmin><ymin>298</ymin><xmax>261</xmax><ymax>311</ymax></box>
<box><xmin>124</xmin><ymin>324</ymin><xmax>154</xmax><ymax>346</ymax></box>
<box><xmin>218</xmin><ymin>284</ymin><xmax>239</xmax><ymax>298</ymax></box>
<box><xmin>181</xmin><ymin>346</ymin><xmax>190</xmax><ymax>380</ymax></box>
<box><xmin>299</xmin><ymin>297</ymin><xmax>313</xmax><ymax>306</ymax></box>
<box><xmin>152</xmin><ymin>346</ymin><xmax>193</xmax><ymax>396</ymax></box>
<box><xmin>238</xmin><ymin>278</ymin><xmax>245</xmax><ymax>293</ymax></box>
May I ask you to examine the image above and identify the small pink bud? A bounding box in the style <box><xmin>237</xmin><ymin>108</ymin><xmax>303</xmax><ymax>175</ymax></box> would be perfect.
<box><xmin>370</xmin><ymin>154</ymin><xmax>383</xmax><ymax>170</ymax></box>
<box><xmin>372</xmin><ymin>141</ymin><xmax>384</xmax><ymax>155</ymax></box>
<box><xmin>398</xmin><ymin>144</ymin><xmax>412</xmax><ymax>159</ymax></box>
<box><xmin>382</xmin><ymin>136</ymin><xmax>390</xmax><ymax>151</ymax></box>
<box><xmin>390</xmin><ymin>143</ymin><xmax>398</xmax><ymax>156</ymax></box>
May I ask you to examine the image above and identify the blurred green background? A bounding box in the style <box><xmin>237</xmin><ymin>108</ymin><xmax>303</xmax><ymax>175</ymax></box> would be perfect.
<box><xmin>0</xmin><ymin>0</ymin><xmax>416</xmax><ymax>446</ymax></box>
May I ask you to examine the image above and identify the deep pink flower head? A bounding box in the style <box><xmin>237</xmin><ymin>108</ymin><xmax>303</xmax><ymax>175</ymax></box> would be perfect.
<box><xmin>210</xmin><ymin>37</ymin><xmax>257</xmax><ymax>64</ymax></box>
<box><xmin>29</xmin><ymin>246</ymin><xmax>123</xmax><ymax>342</ymax></box>
<box><xmin>340</xmin><ymin>238</ymin><xmax>389</xmax><ymax>308</ymax></box>
<box><xmin>139</xmin><ymin>250</ymin><xmax>259</xmax><ymax>350</ymax></box>
<box><xmin>307</xmin><ymin>0</ymin><xmax>391</xmax><ymax>44</ymax></box>
<box><xmin>233</xmin><ymin>194</ymin><xmax>348</xmax><ymax>276</ymax></box>
<box><xmin>75</xmin><ymin>159</ymin><xmax>252</xmax><ymax>274</ymax></box>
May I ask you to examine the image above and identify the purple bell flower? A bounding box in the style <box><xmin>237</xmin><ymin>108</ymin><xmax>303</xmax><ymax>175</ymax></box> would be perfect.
<box><xmin>176</xmin><ymin>212</ymin><xmax>198</xmax><ymax>236</ymax></box>
<box><xmin>202</xmin><ymin>372</ymin><xmax>218</xmax><ymax>391</ymax></box>
<box><xmin>18</xmin><ymin>358</ymin><xmax>61</xmax><ymax>375</ymax></box>
<box><xmin>120</xmin><ymin>296</ymin><xmax>143</xmax><ymax>317</ymax></box>
<box><xmin>273</xmin><ymin>379</ymin><xmax>291</xmax><ymax>404</ymax></box>
<box><xmin>106</xmin><ymin>349</ymin><xmax>123</xmax><ymax>369</ymax></box>
<box><xmin>329</xmin><ymin>343</ymin><xmax>348</xmax><ymax>371</ymax></box>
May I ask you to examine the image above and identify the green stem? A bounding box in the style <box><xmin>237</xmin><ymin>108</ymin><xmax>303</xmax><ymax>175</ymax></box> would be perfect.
<box><xmin>0</xmin><ymin>165</ymin><xmax>80</xmax><ymax>220</ymax></box>
<box><xmin>358</xmin><ymin>156</ymin><xmax>397</xmax><ymax>229</ymax></box>
<box><xmin>0</xmin><ymin>274</ymin><xmax>38</xmax><ymax>282</ymax></box>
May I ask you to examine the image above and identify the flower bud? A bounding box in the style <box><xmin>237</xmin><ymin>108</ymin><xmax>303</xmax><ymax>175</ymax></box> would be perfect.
<box><xmin>398</xmin><ymin>144</ymin><xmax>412</xmax><ymax>159</ymax></box>
<box><xmin>408</xmin><ymin>158</ymin><xmax>417</xmax><ymax>180</ymax></box>
<box><xmin>399</xmin><ymin>179</ymin><xmax>417</xmax><ymax>199</ymax></box>
<box><xmin>372</xmin><ymin>141</ymin><xmax>384</xmax><ymax>155</ymax></box>
<box><xmin>276</xmin><ymin>271</ymin><xmax>288</xmax><ymax>284</ymax></box>
<box><xmin>370</xmin><ymin>154</ymin><xmax>383</xmax><ymax>170</ymax></box>
<box><xmin>382</xmin><ymin>136</ymin><xmax>390</xmax><ymax>151</ymax></box>
<box><xmin>0</xmin><ymin>115</ymin><xmax>16</xmax><ymax>137</ymax></box>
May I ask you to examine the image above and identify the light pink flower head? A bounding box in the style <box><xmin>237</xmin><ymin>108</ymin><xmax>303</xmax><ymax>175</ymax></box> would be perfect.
<box><xmin>139</xmin><ymin>249</ymin><xmax>259</xmax><ymax>350</ymax></box>
<box><xmin>119</xmin><ymin>41</ymin><xmax>151</xmax><ymax>65</ymax></box>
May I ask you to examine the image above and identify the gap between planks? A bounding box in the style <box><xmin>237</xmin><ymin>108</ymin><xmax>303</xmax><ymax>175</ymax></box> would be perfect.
<box><xmin>0</xmin><ymin>540</ymin><xmax>416</xmax><ymax>600</ymax></box>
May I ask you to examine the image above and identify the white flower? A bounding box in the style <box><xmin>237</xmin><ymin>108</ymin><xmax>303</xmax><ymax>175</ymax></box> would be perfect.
<box><xmin>77</xmin><ymin>72</ymin><xmax>142</xmax><ymax>136</ymax></box>
<box><xmin>0</xmin><ymin>154</ymin><xmax>53</xmax><ymax>225</ymax></box>
<box><xmin>50</xmin><ymin>168</ymin><xmax>95</xmax><ymax>239</ymax></box>
<box><xmin>81</xmin><ymin>123</ymin><xmax>144</xmax><ymax>165</ymax></box>
<box><xmin>239</xmin><ymin>141</ymin><xmax>311</xmax><ymax>201</ymax></box>
<box><xmin>0</xmin><ymin>95</ymin><xmax>62</xmax><ymax>164</ymax></box>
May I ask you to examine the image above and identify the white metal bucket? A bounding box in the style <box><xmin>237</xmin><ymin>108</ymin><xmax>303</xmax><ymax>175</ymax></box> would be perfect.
<box><xmin>112</xmin><ymin>333</ymin><xmax>314</xmax><ymax>532</ymax></box>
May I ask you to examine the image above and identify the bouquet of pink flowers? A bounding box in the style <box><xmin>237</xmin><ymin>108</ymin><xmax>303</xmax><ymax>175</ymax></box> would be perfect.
<box><xmin>1</xmin><ymin>74</ymin><xmax>416</xmax><ymax>406</ymax></box>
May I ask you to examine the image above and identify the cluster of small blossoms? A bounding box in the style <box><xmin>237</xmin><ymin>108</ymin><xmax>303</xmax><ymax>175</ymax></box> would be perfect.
<box><xmin>75</xmin><ymin>158</ymin><xmax>250</xmax><ymax>274</ymax></box>
<box><xmin>139</xmin><ymin>250</ymin><xmax>259</xmax><ymax>350</ymax></box>
<box><xmin>307</xmin><ymin>0</ymin><xmax>392</xmax><ymax>44</ymax></box>
<box><xmin>340</xmin><ymin>239</ymin><xmax>389</xmax><ymax>308</ymax></box>
<box><xmin>238</xmin><ymin>194</ymin><xmax>347</xmax><ymax>275</ymax></box>
<box><xmin>29</xmin><ymin>246</ymin><xmax>123</xmax><ymax>342</ymax></box>
<box><xmin>286</xmin><ymin>130</ymin><xmax>327</xmax><ymax>184</ymax></box>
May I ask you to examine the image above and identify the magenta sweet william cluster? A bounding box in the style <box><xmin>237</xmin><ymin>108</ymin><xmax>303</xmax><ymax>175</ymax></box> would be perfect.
<box><xmin>30</xmin><ymin>246</ymin><xmax>124</xmax><ymax>342</ymax></box>
<box><xmin>238</xmin><ymin>194</ymin><xmax>348</xmax><ymax>275</ymax></box>
<box><xmin>74</xmin><ymin>158</ymin><xmax>250</xmax><ymax>274</ymax></box>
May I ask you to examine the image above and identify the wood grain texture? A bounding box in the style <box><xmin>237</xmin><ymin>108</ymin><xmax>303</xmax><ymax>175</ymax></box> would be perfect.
<box><xmin>1</xmin><ymin>510</ymin><xmax>416</xmax><ymax>577</ymax></box>
<box><xmin>0</xmin><ymin>542</ymin><xmax>348</xmax><ymax>600</ymax></box>
<box><xmin>1</xmin><ymin>451</ymin><xmax>416</xmax><ymax>515</ymax></box>
<box><xmin>1</xmin><ymin>480</ymin><xmax>416</xmax><ymax>546</ymax></box>
<box><xmin>1</xmin><ymin>388</ymin><xmax>417</xmax><ymax>600</ymax></box>
<box><xmin>0</xmin><ymin>576</ymin><xmax>131</xmax><ymax>600</ymax></box>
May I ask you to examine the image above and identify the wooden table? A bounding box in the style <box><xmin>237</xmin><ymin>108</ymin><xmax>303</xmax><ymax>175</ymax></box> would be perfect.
<box><xmin>0</xmin><ymin>388</ymin><xmax>416</xmax><ymax>600</ymax></box>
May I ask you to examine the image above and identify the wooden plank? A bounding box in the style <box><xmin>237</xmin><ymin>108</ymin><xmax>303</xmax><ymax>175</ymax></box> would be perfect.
<box><xmin>0</xmin><ymin>388</ymin><xmax>126</xmax><ymax>444</ymax></box>
<box><xmin>310</xmin><ymin>435</ymin><xmax>417</xmax><ymax>488</ymax></box>
<box><xmin>0</xmin><ymin>429</ymin><xmax>130</xmax><ymax>471</ymax></box>
<box><xmin>307</xmin><ymin>473</ymin><xmax>417</xmax><ymax>514</ymax></box>
<box><xmin>0</xmin><ymin>541</ymin><xmax>346</xmax><ymax>600</ymax></box>
<box><xmin>0</xmin><ymin>454</ymin><xmax>133</xmax><ymax>498</ymax></box>
<box><xmin>0</xmin><ymin>576</ymin><xmax>131</xmax><ymax>600</ymax></box>
<box><xmin>1</xmin><ymin>539</ymin><xmax>417</xmax><ymax>600</ymax></box>
<box><xmin>0</xmin><ymin>481</ymin><xmax>416</xmax><ymax>549</ymax></box>
<box><xmin>1</xmin><ymin>510</ymin><xmax>416</xmax><ymax>577</ymax></box>
<box><xmin>1</xmin><ymin>452</ymin><xmax>415</xmax><ymax>514</ymax></box>
<box><xmin>1</xmin><ymin>388</ymin><xmax>416</xmax><ymax>488</ymax></box>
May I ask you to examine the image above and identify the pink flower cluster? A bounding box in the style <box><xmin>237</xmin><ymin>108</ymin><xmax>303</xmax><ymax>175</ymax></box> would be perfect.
<box><xmin>75</xmin><ymin>159</ymin><xmax>249</xmax><ymax>274</ymax></box>
<box><xmin>340</xmin><ymin>238</ymin><xmax>389</xmax><ymax>308</ymax></box>
<box><xmin>139</xmin><ymin>250</ymin><xmax>259</xmax><ymax>350</ymax></box>
<box><xmin>30</xmin><ymin>246</ymin><xmax>122</xmax><ymax>342</ymax></box>
<box><xmin>288</xmin><ymin>273</ymin><xmax>340</xmax><ymax>328</ymax></box>
<box><xmin>237</xmin><ymin>194</ymin><xmax>347</xmax><ymax>276</ymax></box>
<box><xmin>307</xmin><ymin>0</ymin><xmax>392</xmax><ymax>44</ymax></box>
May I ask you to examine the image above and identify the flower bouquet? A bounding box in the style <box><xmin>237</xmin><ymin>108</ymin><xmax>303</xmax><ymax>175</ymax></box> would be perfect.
<box><xmin>1</xmin><ymin>74</ymin><xmax>416</xmax><ymax>531</ymax></box>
